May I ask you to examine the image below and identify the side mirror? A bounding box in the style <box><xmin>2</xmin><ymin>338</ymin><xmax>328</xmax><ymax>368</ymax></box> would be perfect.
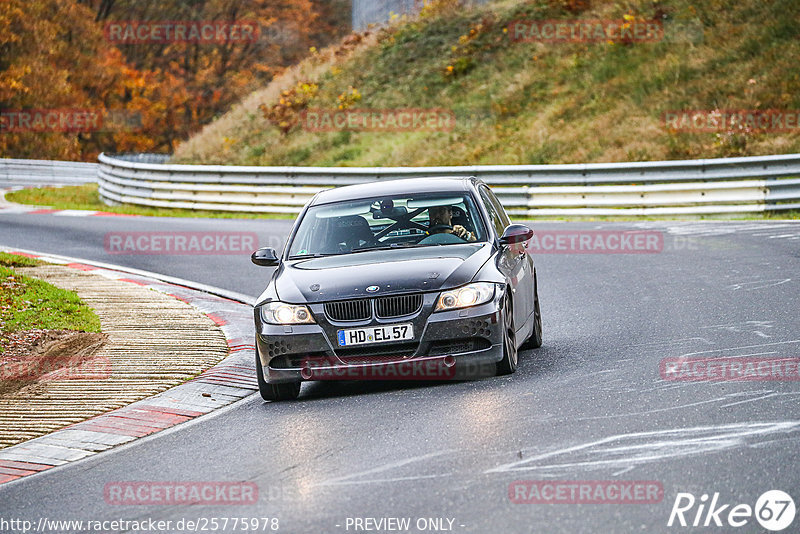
<box><xmin>251</xmin><ymin>247</ymin><xmax>280</xmax><ymax>267</ymax></box>
<box><xmin>499</xmin><ymin>224</ymin><xmax>534</xmax><ymax>246</ymax></box>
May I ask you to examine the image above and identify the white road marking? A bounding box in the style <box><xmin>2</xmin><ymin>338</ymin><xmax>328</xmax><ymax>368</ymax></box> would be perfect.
<box><xmin>678</xmin><ymin>339</ymin><xmax>800</xmax><ymax>358</ymax></box>
<box><xmin>720</xmin><ymin>392</ymin><xmax>781</xmax><ymax>408</ymax></box>
<box><xmin>573</xmin><ymin>397</ymin><xmax>735</xmax><ymax>421</ymax></box>
<box><xmin>726</xmin><ymin>278</ymin><xmax>791</xmax><ymax>291</ymax></box>
<box><xmin>313</xmin><ymin>450</ymin><xmax>455</xmax><ymax>487</ymax></box>
<box><xmin>486</xmin><ymin>421</ymin><xmax>800</xmax><ymax>474</ymax></box>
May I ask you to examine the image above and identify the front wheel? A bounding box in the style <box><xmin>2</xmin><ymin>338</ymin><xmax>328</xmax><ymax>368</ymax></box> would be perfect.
<box><xmin>496</xmin><ymin>296</ymin><xmax>518</xmax><ymax>376</ymax></box>
<box><xmin>256</xmin><ymin>349</ymin><xmax>301</xmax><ymax>401</ymax></box>
<box><xmin>521</xmin><ymin>275</ymin><xmax>543</xmax><ymax>350</ymax></box>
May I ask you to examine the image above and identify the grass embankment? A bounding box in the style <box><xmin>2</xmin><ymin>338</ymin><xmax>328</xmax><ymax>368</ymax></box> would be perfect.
<box><xmin>173</xmin><ymin>0</ymin><xmax>800</xmax><ymax>167</ymax></box>
<box><xmin>0</xmin><ymin>253</ymin><xmax>101</xmax><ymax>354</ymax></box>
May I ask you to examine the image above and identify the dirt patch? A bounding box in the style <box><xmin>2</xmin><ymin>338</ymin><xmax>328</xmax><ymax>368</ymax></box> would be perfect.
<box><xmin>0</xmin><ymin>330</ymin><xmax>108</xmax><ymax>397</ymax></box>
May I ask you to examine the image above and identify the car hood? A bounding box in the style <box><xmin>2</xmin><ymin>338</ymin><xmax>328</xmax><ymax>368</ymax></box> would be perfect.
<box><xmin>274</xmin><ymin>243</ymin><xmax>493</xmax><ymax>303</ymax></box>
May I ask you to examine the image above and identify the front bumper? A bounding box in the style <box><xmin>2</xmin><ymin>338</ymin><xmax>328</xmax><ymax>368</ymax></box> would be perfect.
<box><xmin>255</xmin><ymin>291</ymin><xmax>505</xmax><ymax>383</ymax></box>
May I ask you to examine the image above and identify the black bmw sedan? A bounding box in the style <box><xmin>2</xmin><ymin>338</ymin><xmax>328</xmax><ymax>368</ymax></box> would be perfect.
<box><xmin>251</xmin><ymin>177</ymin><xmax>542</xmax><ymax>401</ymax></box>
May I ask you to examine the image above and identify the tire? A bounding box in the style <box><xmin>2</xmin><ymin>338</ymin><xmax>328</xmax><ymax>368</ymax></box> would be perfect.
<box><xmin>256</xmin><ymin>348</ymin><xmax>301</xmax><ymax>401</ymax></box>
<box><xmin>521</xmin><ymin>274</ymin><xmax>543</xmax><ymax>350</ymax></box>
<box><xmin>496</xmin><ymin>294</ymin><xmax>518</xmax><ymax>376</ymax></box>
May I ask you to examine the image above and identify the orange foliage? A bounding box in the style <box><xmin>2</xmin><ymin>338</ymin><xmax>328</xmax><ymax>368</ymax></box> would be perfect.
<box><xmin>260</xmin><ymin>82</ymin><xmax>319</xmax><ymax>135</ymax></box>
<box><xmin>1</xmin><ymin>0</ymin><xmax>349</xmax><ymax>160</ymax></box>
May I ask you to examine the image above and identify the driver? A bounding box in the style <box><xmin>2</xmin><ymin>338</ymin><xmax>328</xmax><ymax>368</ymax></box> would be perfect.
<box><xmin>428</xmin><ymin>206</ymin><xmax>476</xmax><ymax>242</ymax></box>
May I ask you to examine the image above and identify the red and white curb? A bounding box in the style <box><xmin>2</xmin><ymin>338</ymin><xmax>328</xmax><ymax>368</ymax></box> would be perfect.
<box><xmin>0</xmin><ymin>249</ymin><xmax>258</xmax><ymax>486</ymax></box>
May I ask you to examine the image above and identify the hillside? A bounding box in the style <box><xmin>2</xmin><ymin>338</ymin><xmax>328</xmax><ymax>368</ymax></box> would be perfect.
<box><xmin>173</xmin><ymin>0</ymin><xmax>800</xmax><ymax>166</ymax></box>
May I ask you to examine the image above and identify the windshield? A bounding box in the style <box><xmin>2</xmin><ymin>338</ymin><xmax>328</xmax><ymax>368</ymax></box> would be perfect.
<box><xmin>287</xmin><ymin>192</ymin><xmax>487</xmax><ymax>259</ymax></box>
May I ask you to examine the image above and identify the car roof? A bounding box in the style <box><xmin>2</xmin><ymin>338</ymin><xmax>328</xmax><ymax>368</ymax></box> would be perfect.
<box><xmin>310</xmin><ymin>176</ymin><xmax>481</xmax><ymax>206</ymax></box>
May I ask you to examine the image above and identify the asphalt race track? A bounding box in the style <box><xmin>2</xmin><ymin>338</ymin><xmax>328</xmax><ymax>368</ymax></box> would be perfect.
<box><xmin>1</xmin><ymin>210</ymin><xmax>799</xmax><ymax>533</ymax></box>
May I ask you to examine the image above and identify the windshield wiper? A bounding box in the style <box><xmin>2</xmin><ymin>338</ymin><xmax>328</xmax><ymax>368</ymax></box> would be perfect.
<box><xmin>350</xmin><ymin>243</ymin><xmax>425</xmax><ymax>254</ymax></box>
<box><xmin>290</xmin><ymin>243</ymin><xmax>425</xmax><ymax>259</ymax></box>
<box><xmin>288</xmin><ymin>252</ymin><xmax>340</xmax><ymax>260</ymax></box>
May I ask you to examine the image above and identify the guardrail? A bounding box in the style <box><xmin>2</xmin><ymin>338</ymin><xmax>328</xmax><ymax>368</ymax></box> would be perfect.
<box><xmin>0</xmin><ymin>158</ymin><xmax>98</xmax><ymax>185</ymax></box>
<box><xmin>97</xmin><ymin>153</ymin><xmax>800</xmax><ymax>216</ymax></box>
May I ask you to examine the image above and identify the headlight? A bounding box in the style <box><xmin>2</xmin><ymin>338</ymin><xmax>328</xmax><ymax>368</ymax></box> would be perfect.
<box><xmin>261</xmin><ymin>302</ymin><xmax>315</xmax><ymax>325</ymax></box>
<box><xmin>435</xmin><ymin>283</ymin><xmax>496</xmax><ymax>312</ymax></box>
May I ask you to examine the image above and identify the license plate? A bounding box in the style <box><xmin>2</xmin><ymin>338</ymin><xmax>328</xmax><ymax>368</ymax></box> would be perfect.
<box><xmin>337</xmin><ymin>323</ymin><xmax>414</xmax><ymax>346</ymax></box>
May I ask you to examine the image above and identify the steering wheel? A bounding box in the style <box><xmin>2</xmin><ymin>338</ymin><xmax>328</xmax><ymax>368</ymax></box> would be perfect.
<box><xmin>352</xmin><ymin>238</ymin><xmax>380</xmax><ymax>251</ymax></box>
<box><xmin>427</xmin><ymin>224</ymin><xmax>453</xmax><ymax>234</ymax></box>
<box><xmin>418</xmin><ymin>232</ymin><xmax>466</xmax><ymax>245</ymax></box>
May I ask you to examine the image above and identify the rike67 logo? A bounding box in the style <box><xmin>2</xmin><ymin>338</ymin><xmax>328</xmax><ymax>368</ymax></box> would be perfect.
<box><xmin>668</xmin><ymin>490</ymin><xmax>795</xmax><ymax>531</ymax></box>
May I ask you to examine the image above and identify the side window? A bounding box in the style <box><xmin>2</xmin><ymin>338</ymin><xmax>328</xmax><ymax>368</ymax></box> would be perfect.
<box><xmin>486</xmin><ymin>187</ymin><xmax>511</xmax><ymax>229</ymax></box>
<box><xmin>479</xmin><ymin>187</ymin><xmax>505</xmax><ymax>238</ymax></box>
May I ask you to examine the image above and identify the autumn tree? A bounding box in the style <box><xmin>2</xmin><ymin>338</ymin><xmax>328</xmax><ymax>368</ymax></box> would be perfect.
<box><xmin>1</xmin><ymin>0</ymin><xmax>351</xmax><ymax>160</ymax></box>
<box><xmin>78</xmin><ymin>0</ymin><xmax>351</xmax><ymax>146</ymax></box>
<box><xmin>0</xmin><ymin>0</ymin><xmax>183</xmax><ymax>159</ymax></box>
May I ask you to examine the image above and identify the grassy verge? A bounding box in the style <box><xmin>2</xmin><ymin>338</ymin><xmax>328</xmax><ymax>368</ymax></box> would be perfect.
<box><xmin>5</xmin><ymin>185</ymin><xmax>294</xmax><ymax>220</ymax></box>
<box><xmin>0</xmin><ymin>252</ymin><xmax>42</xmax><ymax>268</ymax></box>
<box><xmin>1</xmin><ymin>254</ymin><xmax>101</xmax><ymax>353</ymax></box>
